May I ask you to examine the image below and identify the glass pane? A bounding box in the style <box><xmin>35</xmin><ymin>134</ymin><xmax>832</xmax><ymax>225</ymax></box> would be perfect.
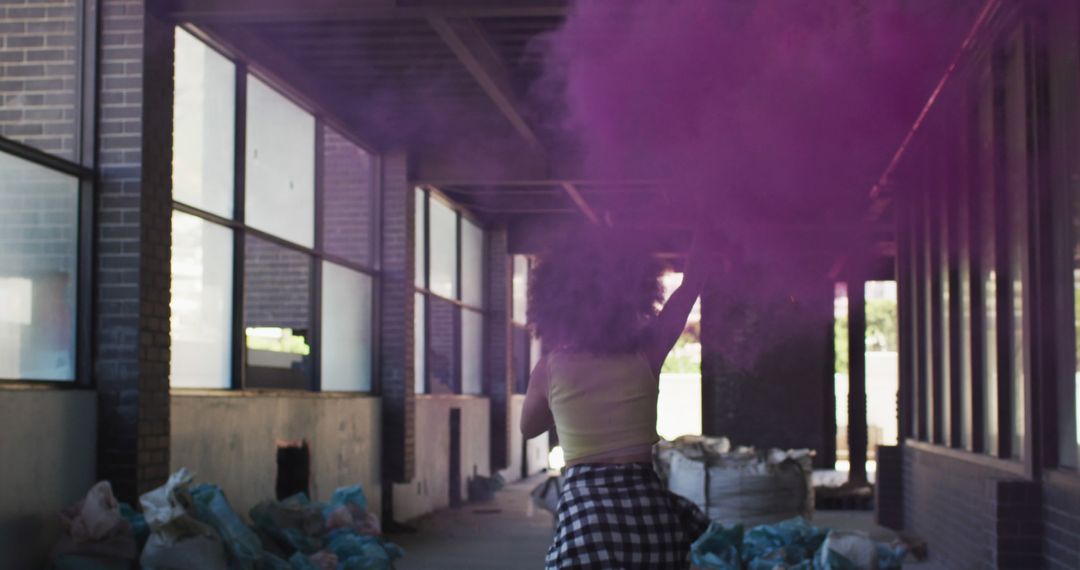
<box><xmin>0</xmin><ymin>0</ymin><xmax>80</xmax><ymax>161</ymax></box>
<box><xmin>956</xmin><ymin>174</ymin><xmax>973</xmax><ymax>451</ymax></box>
<box><xmin>1004</xmin><ymin>37</ymin><xmax>1028</xmax><ymax>458</ymax></box>
<box><xmin>172</xmin><ymin>28</ymin><xmax>235</xmax><ymax>218</ymax></box>
<box><xmin>321</xmin><ymin>127</ymin><xmax>374</xmax><ymax>266</ymax></box>
<box><xmin>414</xmin><ymin>292</ymin><xmax>426</xmax><ymax>394</ymax></box>
<box><xmin>415</xmin><ymin>188</ymin><xmax>426</xmax><ymax>288</ymax></box>
<box><xmin>0</xmin><ymin>151</ymin><xmax>78</xmax><ymax>381</ymax></box>
<box><xmin>512</xmin><ymin>255</ymin><xmax>528</xmax><ymax>324</ymax></box>
<box><xmin>530</xmin><ymin>336</ymin><xmax>542</xmax><ymax>371</ymax></box>
<box><xmin>977</xmin><ymin>65</ymin><xmax>999</xmax><ymax>456</ymax></box>
<box><xmin>244</xmin><ymin>235</ymin><xmax>312</xmax><ymax>389</ymax></box>
<box><xmin>170</xmin><ymin>211</ymin><xmax>233</xmax><ymax>389</ymax></box>
<box><xmin>936</xmin><ymin>195</ymin><xmax>951</xmax><ymax>446</ymax></box>
<box><xmin>428</xmin><ymin>197</ymin><xmax>458</xmax><ymax>299</ymax></box>
<box><xmin>512</xmin><ymin>326</ymin><xmax>529</xmax><ymax>394</ymax></box>
<box><xmin>427</xmin><ymin>296</ymin><xmax>458</xmax><ymax>394</ymax></box>
<box><xmin>321</xmin><ymin>262</ymin><xmax>373</xmax><ymax>392</ymax></box>
<box><xmin>461</xmin><ymin>218</ymin><xmax>484</xmax><ymax>307</ymax></box>
<box><xmin>461</xmin><ymin>309</ymin><xmax>483</xmax><ymax>395</ymax></box>
<box><xmin>245</xmin><ymin>75</ymin><xmax>315</xmax><ymax>247</ymax></box>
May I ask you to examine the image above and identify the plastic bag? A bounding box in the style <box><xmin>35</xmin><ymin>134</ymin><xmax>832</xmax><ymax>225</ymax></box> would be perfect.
<box><xmin>258</xmin><ymin>552</ymin><xmax>293</xmax><ymax>570</ymax></box>
<box><xmin>324</xmin><ymin>485</ymin><xmax>381</xmax><ymax>536</ymax></box>
<box><xmin>50</xmin><ymin>481</ymin><xmax>137</xmax><ymax>562</ymax></box>
<box><xmin>288</xmin><ymin>551</ymin><xmax>337</xmax><ymax>570</ymax></box>
<box><xmin>191</xmin><ymin>484</ymin><xmax>264</xmax><ymax>569</ymax></box>
<box><xmin>529</xmin><ymin>475</ymin><xmax>562</xmax><ymax>517</ymax></box>
<box><xmin>325</xmin><ymin>531</ymin><xmax>403</xmax><ymax>570</ymax></box>
<box><xmin>250</xmin><ymin>494</ymin><xmax>325</xmax><ymax>555</ymax></box>
<box><xmin>741</xmin><ymin>517</ymin><xmax>827</xmax><ymax>567</ymax></box>
<box><xmin>139</xmin><ymin>468</ymin><xmax>227</xmax><ymax>570</ymax></box>
<box><xmin>119</xmin><ymin>502</ymin><xmax>149</xmax><ymax>550</ymax></box>
<box><xmin>689</xmin><ymin>521</ymin><xmax>743</xmax><ymax>570</ymax></box>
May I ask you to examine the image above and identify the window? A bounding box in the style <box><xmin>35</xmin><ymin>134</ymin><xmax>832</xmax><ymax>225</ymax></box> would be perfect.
<box><xmin>429</xmin><ymin>196</ymin><xmax>459</xmax><ymax>299</ymax></box>
<box><xmin>245</xmin><ymin>75</ymin><xmax>315</xmax><ymax>248</ymax></box>
<box><xmin>512</xmin><ymin>255</ymin><xmax>532</xmax><ymax>394</ymax></box>
<box><xmin>173</xmin><ymin>27</ymin><xmax>235</xmax><ymax>218</ymax></box>
<box><xmin>462</xmin><ymin>309</ymin><xmax>483</xmax><ymax>395</ymax></box>
<box><xmin>427</xmin><ymin>296</ymin><xmax>459</xmax><ymax>394</ymax></box>
<box><xmin>414</xmin><ymin>292</ymin><xmax>426</xmax><ymax>394</ymax></box>
<box><xmin>244</xmin><ymin>236</ymin><xmax>313</xmax><ymax>390</ymax></box>
<box><xmin>321</xmin><ymin>129</ymin><xmax>374</xmax><ymax>266</ymax></box>
<box><xmin>413</xmin><ymin>188</ymin><xmax>487</xmax><ymax>396</ymax></box>
<box><xmin>0</xmin><ymin>151</ymin><xmax>80</xmax><ymax>382</ymax></box>
<box><xmin>0</xmin><ymin>0</ymin><xmax>83</xmax><ymax>162</ymax></box>
<box><xmin>1002</xmin><ymin>33</ymin><xmax>1028</xmax><ymax>459</ymax></box>
<box><xmin>975</xmin><ymin>58</ymin><xmax>1000</xmax><ymax>455</ymax></box>
<box><xmin>415</xmin><ymin>187</ymin><xmax>427</xmax><ymax>288</ymax></box>
<box><xmin>170</xmin><ymin>211</ymin><xmax>233</xmax><ymax>389</ymax></box>
<box><xmin>169</xmin><ymin>29</ymin><xmax>377</xmax><ymax>392</ymax></box>
<box><xmin>461</xmin><ymin>219</ymin><xmax>484</xmax><ymax>308</ymax></box>
<box><xmin>321</xmin><ymin>262</ymin><xmax>373</xmax><ymax>392</ymax></box>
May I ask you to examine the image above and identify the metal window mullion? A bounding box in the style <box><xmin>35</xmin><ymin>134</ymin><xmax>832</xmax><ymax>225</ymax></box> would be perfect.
<box><xmin>76</xmin><ymin>176</ymin><xmax>94</xmax><ymax>386</ymax></box>
<box><xmin>311</xmin><ymin>120</ymin><xmax>324</xmax><ymax>392</ymax></box>
<box><xmin>231</xmin><ymin>63</ymin><xmax>248</xmax><ymax>391</ymax></box>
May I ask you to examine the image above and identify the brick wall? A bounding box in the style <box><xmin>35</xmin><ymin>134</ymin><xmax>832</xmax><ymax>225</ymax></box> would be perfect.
<box><xmin>875</xmin><ymin>445</ymin><xmax>903</xmax><ymax>529</ymax></box>
<box><xmin>0</xmin><ymin>0</ymin><xmax>79</xmax><ymax>161</ymax></box>
<box><xmin>427</xmin><ymin>296</ymin><xmax>458</xmax><ymax>394</ymax></box>
<box><xmin>901</xmin><ymin>443</ymin><xmax>1041</xmax><ymax>568</ymax></box>
<box><xmin>484</xmin><ymin>226</ymin><xmax>511</xmax><ymax>470</ymax></box>
<box><xmin>1044</xmin><ymin>475</ymin><xmax>1080</xmax><ymax>569</ymax></box>
<box><xmin>379</xmin><ymin>151</ymin><xmax>415</xmax><ymax>487</ymax></box>
<box><xmin>243</xmin><ymin>235</ymin><xmax>310</xmax><ymax>329</ymax></box>
<box><xmin>93</xmin><ymin>0</ymin><xmax>173</xmax><ymax>501</ymax></box>
<box><xmin>320</xmin><ymin>126</ymin><xmax>373</xmax><ymax>266</ymax></box>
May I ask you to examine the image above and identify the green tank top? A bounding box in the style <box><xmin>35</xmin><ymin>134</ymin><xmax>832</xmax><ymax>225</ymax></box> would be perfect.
<box><xmin>546</xmin><ymin>351</ymin><xmax>659</xmax><ymax>462</ymax></box>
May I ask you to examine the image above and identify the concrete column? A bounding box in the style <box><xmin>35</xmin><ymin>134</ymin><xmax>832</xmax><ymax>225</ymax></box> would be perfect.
<box><xmin>94</xmin><ymin>0</ymin><xmax>174</xmax><ymax>502</ymax></box>
<box><xmin>700</xmin><ymin>266</ymin><xmax>834</xmax><ymax>465</ymax></box>
<box><xmin>484</xmin><ymin>225</ymin><xmax>512</xmax><ymax>471</ymax></box>
<box><xmin>847</xmin><ymin>278</ymin><xmax>868</xmax><ymax>484</ymax></box>
<box><xmin>379</xmin><ymin>151</ymin><xmax>416</xmax><ymax>489</ymax></box>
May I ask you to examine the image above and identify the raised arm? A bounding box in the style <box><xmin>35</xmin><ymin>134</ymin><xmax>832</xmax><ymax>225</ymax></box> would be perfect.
<box><xmin>645</xmin><ymin>232</ymin><xmax>707</xmax><ymax>375</ymax></box>
<box><xmin>520</xmin><ymin>355</ymin><xmax>555</xmax><ymax>439</ymax></box>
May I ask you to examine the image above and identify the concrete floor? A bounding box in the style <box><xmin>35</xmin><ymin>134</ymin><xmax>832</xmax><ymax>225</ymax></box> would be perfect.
<box><xmin>388</xmin><ymin>476</ymin><xmax>941</xmax><ymax>569</ymax></box>
<box><xmin>389</xmin><ymin>474</ymin><xmax>556</xmax><ymax>569</ymax></box>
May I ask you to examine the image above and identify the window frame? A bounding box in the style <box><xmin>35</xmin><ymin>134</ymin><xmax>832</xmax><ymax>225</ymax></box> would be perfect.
<box><xmin>413</xmin><ymin>186</ymin><xmax>487</xmax><ymax>396</ymax></box>
<box><xmin>170</xmin><ymin>25</ymin><xmax>381</xmax><ymax>394</ymax></box>
<box><xmin>0</xmin><ymin>0</ymin><xmax>97</xmax><ymax>386</ymax></box>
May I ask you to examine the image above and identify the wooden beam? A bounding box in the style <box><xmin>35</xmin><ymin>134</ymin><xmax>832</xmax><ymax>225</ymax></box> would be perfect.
<box><xmin>428</xmin><ymin>17</ymin><xmax>543</xmax><ymax>151</ymax></box>
<box><xmin>165</xmin><ymin>0</ymin><xmax>568</xmax><ymax>23</ymax></box>
<box><xmin>560</xmin><ymin>182</ymin><xmax>600</xmax><ymax>225</ymax></box>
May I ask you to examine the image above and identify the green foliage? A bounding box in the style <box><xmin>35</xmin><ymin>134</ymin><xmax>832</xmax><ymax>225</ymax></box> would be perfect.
<box><xmin>834</xmin><ymin>298</ymin><xmax>897</xmax><ymax>374</ymax></box>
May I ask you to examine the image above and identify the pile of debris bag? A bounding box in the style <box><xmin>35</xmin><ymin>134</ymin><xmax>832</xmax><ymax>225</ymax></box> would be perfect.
<box><xmin>48</xmin><ymin>468</ymin><xmax>403</xmax><ymax>570</ymax></box>
<box><xmin>655</xmin><ymin>436</ymin><xmax>814</xmax><ymax>527</ymax></box>
<box><xmin>690</xmin><ymin>516</ymin><xmax>907</xmax><ymax>570</ymax></box>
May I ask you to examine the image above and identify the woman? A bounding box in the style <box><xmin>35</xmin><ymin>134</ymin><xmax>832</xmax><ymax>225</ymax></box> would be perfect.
<box><xmin>521</xmin><ymin>229</ymin><xmax>709</xmax><ymax>569</ymax></box>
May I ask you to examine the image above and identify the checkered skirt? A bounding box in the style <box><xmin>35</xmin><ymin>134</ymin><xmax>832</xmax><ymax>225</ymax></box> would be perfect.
<box><xmin>545</xmin><ymin>463</ymin><xmax>710</xmax><ymax>569</ymax></box>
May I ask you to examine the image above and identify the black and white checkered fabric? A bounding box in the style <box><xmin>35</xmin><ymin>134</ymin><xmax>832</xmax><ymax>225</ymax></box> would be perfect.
<box><xmin>545</xmin><ymin>463</ymin><xmax>710</xmax><ymax>569</ymax></box>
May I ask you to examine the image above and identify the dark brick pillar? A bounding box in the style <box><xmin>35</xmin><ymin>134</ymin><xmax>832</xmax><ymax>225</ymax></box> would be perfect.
<box><xmin>993</xmin><ymin>481</ymin><xmax>1043</xmax><ymax>569</ymax></box>
<box><xmin>848</xmin><ymin>278</ymin><xmax>868</xmax><ymax>484</ymax></box>
<box><xmin>700</xmin><ymin>270</ymin><xmax>833</xmax><ymax>466</ymax></box>
<box><xmin>875</xmin><ymin>445</ymin><xmax>903</xmax><ymax>529</ymax></box>
<box><xmin>93</xmin><ymin>0</ymin><xmax>173</xmax><ymax>502</ymax></box>
<box><xmin>379</xmin><ymin>151</ymin><xmax>415</xmax><ymax>489</ymax></box>
<box><xmin>485</xmin><ymin>225</ymin><xmax>511</xmax><ymax>471</ymax></box>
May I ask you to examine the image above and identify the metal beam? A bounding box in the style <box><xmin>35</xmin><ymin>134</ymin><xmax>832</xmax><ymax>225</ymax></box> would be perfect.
<box><xmin>560</xmin><ymin>182</ymin><xmax>600</xmax><ymax>225</ymax></box>
<box><xmin>428</xmin><ymin>17</ymin><xmax>544</xmax><ymax>151</ymax></box>
<box><xmin>165</xmin><ymin>0</ymin><xmax>568</xmax><ymax>23</ymax></box>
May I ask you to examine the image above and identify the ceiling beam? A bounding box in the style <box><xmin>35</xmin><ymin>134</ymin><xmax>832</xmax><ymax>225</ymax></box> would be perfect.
<box><xmin>427</xmin><ymin>16</ymin><xmax>544</xmax><ymax>151</ymax></box>
<box><xmin>165</xmin><ymin>0</ymin><xmax>569</xmax><ymax>24</ymax></box>
<box><xmin>560</xmin><ymin>182</ymin><xmax>600</xmax><ymax>225</ymax></box>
